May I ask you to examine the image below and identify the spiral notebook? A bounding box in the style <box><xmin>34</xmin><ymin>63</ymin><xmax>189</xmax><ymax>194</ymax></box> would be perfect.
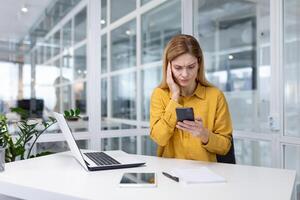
<box><xmin>170</xmin><ymin>167</ymin><xmax>226</xmax><ymax>184</ymax></box>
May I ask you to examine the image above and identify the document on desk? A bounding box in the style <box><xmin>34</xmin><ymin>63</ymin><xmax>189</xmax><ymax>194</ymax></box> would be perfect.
<box><xmin>171</xmin><ymin>167</ymin><xmax>226</xmax><ymax>184</ymax></box>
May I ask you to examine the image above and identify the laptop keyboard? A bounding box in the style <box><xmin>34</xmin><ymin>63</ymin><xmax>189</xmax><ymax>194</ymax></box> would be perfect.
<box><xmin>84</xmin><ymin>152</ymin><xmax>121</xmax><ymax>166</ymax></box>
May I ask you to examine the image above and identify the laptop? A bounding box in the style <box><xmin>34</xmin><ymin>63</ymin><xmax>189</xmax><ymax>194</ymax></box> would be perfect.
<box><xmin>53</xmin><ymin>112</ymin><xmax>145</xmax><ymax>171</ymax></box>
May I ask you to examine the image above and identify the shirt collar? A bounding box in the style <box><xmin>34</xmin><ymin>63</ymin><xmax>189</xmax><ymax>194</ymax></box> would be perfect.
<box><xmin>194</xmin><ymin>83</ymin><xmax>206</xmax><ymax>99</ymax></box>
<box><xmin>168</xmin><ymin>83</ymin><xmax>206</xmax><ymax>99</ymax></box>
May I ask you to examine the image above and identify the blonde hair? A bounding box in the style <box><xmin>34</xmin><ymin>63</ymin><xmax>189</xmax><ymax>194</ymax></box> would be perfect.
<box><xmin>158</xmin><ymin>34</ymin><xmax>213</xmax><ymax>89</ymax></box>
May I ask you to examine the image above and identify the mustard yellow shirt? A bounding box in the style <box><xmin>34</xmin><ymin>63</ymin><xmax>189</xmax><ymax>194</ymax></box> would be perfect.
<box><xmin>150</xmin><ymin>83</ymin><xmax>232</xmax><ymax>162</ymax></box>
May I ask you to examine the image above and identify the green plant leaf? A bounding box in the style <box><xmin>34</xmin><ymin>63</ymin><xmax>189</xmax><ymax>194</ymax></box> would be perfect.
<box><xmin>64</xmin><ymin>110</ymin><xmax>70</xmax><ymax>117</ymax></box>
<box><xmin>15</xmin><ymin>146</ymin><xmax>25</xmax><ymax>156</ymax></box>
<box><xmin>11</xmin><ymin>107</ymin><xmax>29</xmax><ymax>119</ymax></box>
<box><xmin>70</xmin><ymin>109</ymin><xmax>75</xmax><ymax>116</ymax></box>
<box><xmin>42</xmin><ymin>121</ymin><xmax>48</xmax><ymax>128</ymax></box>
<box><xmin>49</xmin><ymin>117</ymin><xmax>56</xmax><ymax>123</ymax></box>
<box><xmin>75</xmin><ymin>108</ymin><xmax>80</xmax><ymax>116</ymax></box>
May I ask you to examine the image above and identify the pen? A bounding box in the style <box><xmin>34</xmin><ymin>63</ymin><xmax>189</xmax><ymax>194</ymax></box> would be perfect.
<box><xmin>162</xmin><ymin>172</ymin><xmax>179</xmax><ymax>182</ymax></box>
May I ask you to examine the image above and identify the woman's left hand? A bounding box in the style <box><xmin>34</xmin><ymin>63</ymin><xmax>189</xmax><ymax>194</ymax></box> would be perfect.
<box><xmin>176</xmin><ymin>117</ymin><xmax>209</xmax><ymax>144</ymax></box>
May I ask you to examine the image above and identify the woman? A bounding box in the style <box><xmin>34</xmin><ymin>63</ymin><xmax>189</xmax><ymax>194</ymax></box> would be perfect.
<box><xmin>150</xmin><ymin>34</ymin><xmax>232</xmax><ymax>162</ymax></box>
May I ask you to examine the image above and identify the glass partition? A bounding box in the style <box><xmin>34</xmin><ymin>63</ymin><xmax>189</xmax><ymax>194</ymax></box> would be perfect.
<box><xmin>111</xmin><ymin>0</ymin><xmax>136</xmax><ymax>23</ymax></box>
<box><xmin>111</xmin><ymin>72</ymin><xmax>136</xmax><ymax>119</ymax></box>
<box><xmin>36</xmin><ymin>140</ymin><xmax>88</xmax><ymax>154</ymax></box>
<box><xmin>0</xmin><ymin>62</ymin><xmax>19</xmax><ymax>113</ymax></box>
<box><xmin>101</xmin><ymin>34</ymin><xmax>107</xmax><ymax>74</ymax></box>
<box><xmin>74</xmin><ymin>45</ymin><xmax>86</xmax><ymax>80</ymax></box>
<box><xmin>283</xmin><ymin>0</ymin><xmax>300</xmax><ymax>198</ymax></box>
<box><xmin>74</xmin><ymin>7</ymin><xmax>87</xmax><ymax>43</ymax></box>
<box><xmin>141</xmin><ymin>0</ymin><xmax>152</xmax><ymax>6</ymax></box>
<box><xmin>234</xmin><ymin>138</ymin><xmax>272</xmax><ymax>167</ymax></box>
<box><xmin>283</xmin><ymin>0</ymin><xmax>300</xmax><ymax>137</ymax></box>
<box><xmin>101</xmin><ymin>136</ymin><xmax>137</xmax><ymax>154</ymax></box>
<box><xmin>141</xmin><ymin>66</ymin><xmax>162</xmax><ymax>121</ymax></box>
<box><xmin>74</xmin><ymin>81</ymin><xmax>87</xmax><ymax>115</ymax></box>
<box><xmin>101</xmin><ymin>78</ymin><xmax>108</xmax><ymax>118</ymax></box>
<box><xmin>194</xmin><ymin>0</ymin><xmax>271</xmax><ymax>133</ymax></box>
<box><xmin>101</xmin><ymin>0</ymin><xmax>107</xmax><ymax>28</ymax></box>
<box><xmin>62</xmin><ymin>20</ymin><xmax>72</xmax><ymax>50</ymax></box>
<box><xmin>141</xmin><ymin>0</ymin><xmax>181</xmax><ymax>64</ymax></box>
<box><xmin>283</xmin><ymin>144</ymin><xmax>300</xmax><ymax>199</ymax></box>
<box><xmin>53</xmin><ymin>30</ymin><xmax>60</xmax><ymax>56</ymax></box>
<box><xmin>35</xmin><ymin>60</ymin><xmax>60</xmax><ymax>112</ymax></box>
<box><xmin>111</xmin><ymin>20</ymin><xmax>136</xmax><ymax>71</ymax></box>
<box><xmin>62</xmin><ymin>84</ymin><xmax>72</xmax><ymax>111</ymax></box>
<box><xmin>141</xmin><ymin>135</ymin><xmax>157</xmax><ymax>156</ymax></box>
<box><xmin>45</xmin><ymin>37</ymin><xmax>52</xmax><ymax>61</ymax></box>
<box><xmin>62</xmin><ymin>48</ymin><xmax>74</xmax><ymax>82</ymax></box>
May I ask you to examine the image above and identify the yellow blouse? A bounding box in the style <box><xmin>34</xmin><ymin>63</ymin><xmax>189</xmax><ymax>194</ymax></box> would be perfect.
<box><xmin>150</xmin><ymin>83</ymin><xmax>232</xmax><ymax>162</ymax></box>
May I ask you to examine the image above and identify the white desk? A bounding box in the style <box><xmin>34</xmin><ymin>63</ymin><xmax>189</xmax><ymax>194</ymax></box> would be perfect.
<box><xmin>0</xmin><ymin>151</ymin><xmax>296</xmax><ymax>200</ymax></box>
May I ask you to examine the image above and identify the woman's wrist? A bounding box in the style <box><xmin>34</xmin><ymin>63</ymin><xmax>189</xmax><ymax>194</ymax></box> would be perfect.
<box><xmin>200</xmin><ymin>129</ymin><xmax>209</xmax><ymax>144</ymax></box>
<box><xmin>171</xmin><ymin>92</ymin><xmax>180</xmax><ymax>102</ymax></box>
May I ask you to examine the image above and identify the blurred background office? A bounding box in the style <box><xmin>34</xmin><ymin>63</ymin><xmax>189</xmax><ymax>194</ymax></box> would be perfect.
<box><xmin>0</xmin><ymin>0</ymin><xmax>299</xmax><ymax>198</ymax></box>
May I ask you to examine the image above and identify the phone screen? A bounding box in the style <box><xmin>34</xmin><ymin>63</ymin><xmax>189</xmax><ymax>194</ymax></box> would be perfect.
<box><xmin>176</xmin><ymin>107</ymin><xmax>195</xmax><ymax>122</ymax></box>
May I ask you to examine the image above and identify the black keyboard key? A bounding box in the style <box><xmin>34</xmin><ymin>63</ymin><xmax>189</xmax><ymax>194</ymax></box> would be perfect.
<box><xmin>84</xmin><ymin>152</ymin><xmax>120</xmax><ymax>166</ymax></box>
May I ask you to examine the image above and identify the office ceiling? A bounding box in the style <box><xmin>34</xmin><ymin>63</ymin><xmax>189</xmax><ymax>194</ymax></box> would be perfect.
<box><xmin>0</xmin><ymin>0</ymin><xmax>52</xmax><ymax>62</ymax></box>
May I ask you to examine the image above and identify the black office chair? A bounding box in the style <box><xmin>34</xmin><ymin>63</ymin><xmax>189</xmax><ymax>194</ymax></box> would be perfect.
<box><xmin>216</xmin><ymin>139</ymin><xmax>236</xmax><ymax>164</ymax></box>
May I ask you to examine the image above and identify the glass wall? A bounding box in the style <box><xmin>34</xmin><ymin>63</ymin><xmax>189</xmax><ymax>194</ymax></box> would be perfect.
<box><xmin>101</xmin><ymin>34</ymin><xmax>107</xmax><ymax>74</ymax></box>
<box><xmin>283</xmin><ymin>0</ymin><xmax>300</xmax><ymax>137</ymax></box>
<box><xmin>194</xmin><ymin>0</ymin><xmax>270</xmax><ymax>133</ymax></box>
<box><xmin>111</xmin><ymin>20</ymin><xmax>136</xmax><ymax>71</ymax></box>
<box><xmin>193</xmin><ymin>0</ymin><xmax>271</xmax><ymax>166</ymax></box>
<box><xmin>100</xmin><ymin>0</ymin><xmax>181</xmax><ymax>154</ymax></box>
<box><xmin>141</xmin><ymin>0</ymin><xmax>181</xmax><ymax>63</ymax></box>
<box><xmin>101</xmin><ymin>136</ymin><xmax>137</xmax><ymax>154</ymax></box>
<box><xmin>101</xmin><ymin>0</ymin><xmax>107</xmax><ymax>28</ymax></box>
<box><xmin>36</xmin><ymin>140</ymin><xmax>88</xmax><ymax>155</ymax></box>
<box><xmin>235</xmin><ymin>139</ymin><xmax>272</xmax><ymax>167</ymax></box>
<box><xmin>111</xmin><ymin>73</ymin><xmax>136</xmax><ymax>119</ymax></box>
<box><xmin>283</xmin><ymin>0</ymin><xmax>300</xmax><ymax>198</ymax></box>
<box><xmin>141</xmin><ymin>66</ymin><xmax>162</xmax><ymax>121</ymax></box>
<box><xmin>29</xmin><ymin>0</ymin><xmax>80</xmax><ymax>46</ymax></box>
<box><xmin>62</xmin><ymin>20</ymin><xmax>72</xmax><ymax>49</ymax></box>
<box><xmin>35</xmin><ymin>60</ymin><xmax>60</xmax><ymax>111</ymax></box>
<box><xmin>283</xmin><ymin>144</ymin><xmax>300</xmax><ymax>199</ymax></box>
<box><xmin>22</xmin><ymin>64</ymin><xmax>31</xmax><ymax>99</ymax></box>
<box><xmin>110</xmin><ymin>0</ymin><xmax>136</xmax><ymax>22</ymax></box>
<box><xmin>32</xmin><ymin>5</ymin><xmax>88</xmax><ymax>136</ymax></box>
<box><xmin>74</xmin><ymin>8</ymin><xmax>87</xmax><ymax>43</ymax></box>
<box><xmin>0</xmin><ymin>62</ymin><xmax>19</xmax><ymax>113</ymax></box>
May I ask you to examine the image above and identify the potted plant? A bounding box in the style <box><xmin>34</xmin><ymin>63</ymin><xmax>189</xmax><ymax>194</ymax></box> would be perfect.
<box><xmin>0</xmin><ymin>108</ymin><xmax>81</xmax><ymax>162</ymax></box>
<box><xmin>64</xmin><ymin>108</ymin><xmax>81</xmax><ymax>121</ymax></box>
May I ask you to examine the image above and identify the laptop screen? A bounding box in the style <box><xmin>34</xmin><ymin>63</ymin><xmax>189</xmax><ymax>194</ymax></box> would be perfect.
<box><xmin>53</xmin><ymin>112</ymin><xmax>88</xmax><ymax>170</ymax></box>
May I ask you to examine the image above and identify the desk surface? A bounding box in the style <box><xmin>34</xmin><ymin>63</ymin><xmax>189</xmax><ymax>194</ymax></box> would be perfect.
<box><xmin>0</xmin><ymin>151</ymin><xmax>296</xmax><ymax>200</ymax></box>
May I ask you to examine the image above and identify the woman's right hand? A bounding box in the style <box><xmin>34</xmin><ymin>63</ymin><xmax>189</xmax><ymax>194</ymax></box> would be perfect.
<box><xmin>166</xmin><ymin>62</ymin><xmax>180</xmax><ymax>101</ymax></box>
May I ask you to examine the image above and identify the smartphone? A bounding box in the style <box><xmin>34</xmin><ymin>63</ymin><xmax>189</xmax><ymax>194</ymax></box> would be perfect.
<box><xmin>119</xmin><ymin>173</ymin><xmax>157</xmax><ymax>188</ymax></box>
<box><xmin>176</xmin><ymin>107</ymin><xmax>195</xmax><ymax>122</ymax></box>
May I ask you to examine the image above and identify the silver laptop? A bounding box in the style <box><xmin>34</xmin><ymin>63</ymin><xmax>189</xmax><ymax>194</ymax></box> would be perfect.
<box><xmin>53</xmin><ymin>112</ymin><xmax>145</xmax><ymax>171</ymax></box>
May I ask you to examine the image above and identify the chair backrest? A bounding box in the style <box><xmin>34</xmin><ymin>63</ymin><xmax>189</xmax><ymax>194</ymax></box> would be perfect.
<box><xmin>216</xmin><ymin>139</ymin><xmax>236</xmax><ymax>164</ymax></box>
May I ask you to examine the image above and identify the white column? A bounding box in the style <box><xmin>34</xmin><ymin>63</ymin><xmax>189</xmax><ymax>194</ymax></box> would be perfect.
<box><xmin>270</xmin><ymin>0</ymin><xmax>283</xmax><ymax>168</ymax></box>
<box><xmin>181</xmin><ymin>0</ymin><xmax>193</xmax><ymax>35</ymax></box>
<box><xmin>87</xmin><ymin>0</ymin><xmax>101</xmax><ymax>150</ymax></box>
<box><xmin>136</xmin><ymin>0</ymin><xmax>142</xmax><ymax>155</ymax></box>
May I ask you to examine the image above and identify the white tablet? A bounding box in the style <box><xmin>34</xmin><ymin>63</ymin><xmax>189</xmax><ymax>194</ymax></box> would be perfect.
<box><xmin>119</xmin><ymin>172</ymin><xmax>157</xmax><ymax>188</ymax></box>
